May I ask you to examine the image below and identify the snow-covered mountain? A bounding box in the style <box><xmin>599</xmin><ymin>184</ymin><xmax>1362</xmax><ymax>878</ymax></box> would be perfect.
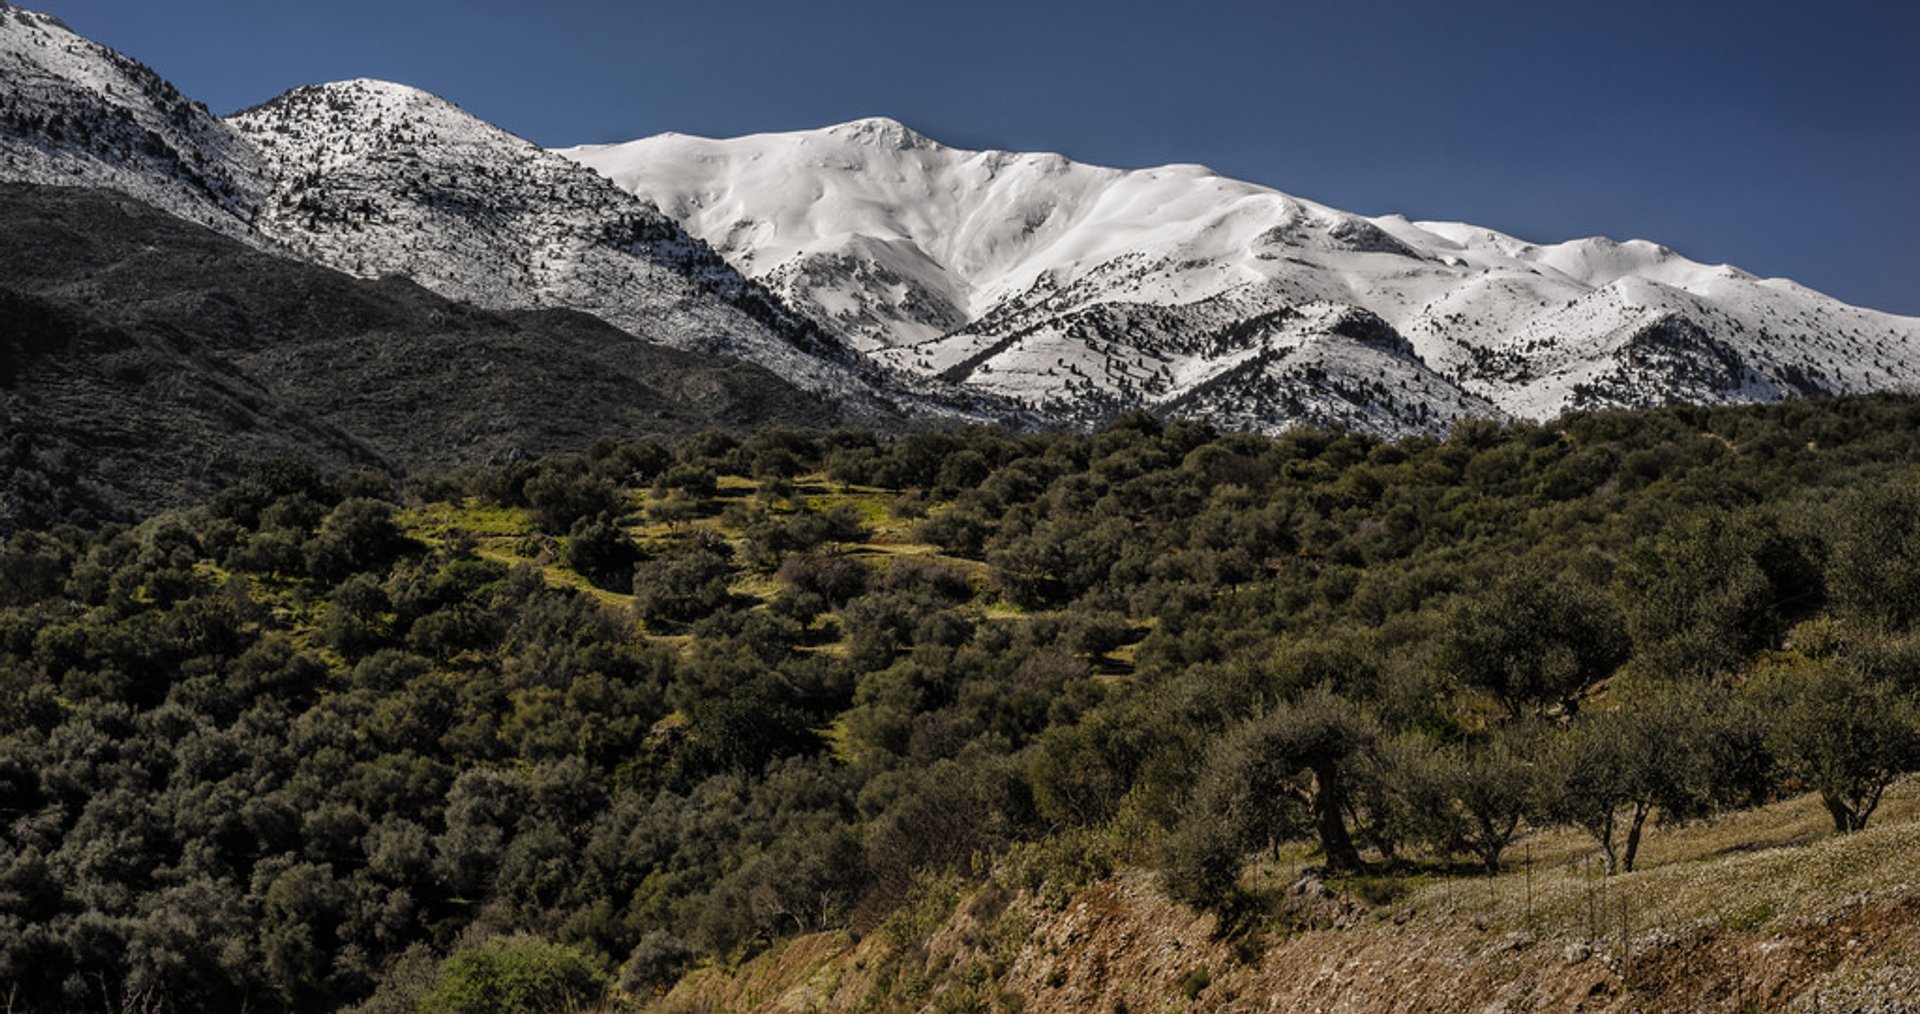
<box><xmin>0</xmin><ymin>9</ymin><xmax>923</xmax><ymax>415</ymax></box>
<box><xmin>225</xmin><ymin>81</ymin><xmax>888</xmax><ymax>399</ymax></box>
<box><xmin>561</xmin><ymin>119</ymin><xmax>1920</xmax><ymax>432</ymax></box>
<box><xmin>0</xmin><ymin>4</ymin><xmax>265</xmax><ymax>240</ymax></box>
<box><xmin>6</xmin><ymin>1</ymin><xmax>1916</xmax><ymax>440</ymax></box>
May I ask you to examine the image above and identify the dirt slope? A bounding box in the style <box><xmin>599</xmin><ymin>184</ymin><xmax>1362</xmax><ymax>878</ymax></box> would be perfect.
<box><xmin>659</xmin><ymin>780</ymin><xmax>1920</xmax><ymax>1012</ymax></box>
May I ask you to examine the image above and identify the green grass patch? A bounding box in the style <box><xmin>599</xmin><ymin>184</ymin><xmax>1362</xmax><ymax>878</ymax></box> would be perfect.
<box><xmin>399</xmin><ymin>499</ymin><xmax>536</xmax><ymax>541</ymax></box>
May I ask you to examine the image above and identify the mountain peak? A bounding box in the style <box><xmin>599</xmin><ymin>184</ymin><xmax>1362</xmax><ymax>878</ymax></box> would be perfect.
<box><xmin>319</xmin><ymin>77</ymin><xmax>442</xmax><ymax>103</ymax></box>
<box><xmin>0</xmin><ymin>3</ymin><xmax>267</xmax><ymax>235</ymax></box>
<box><xmin>237</xmin><ymin>78</ymin><xmax>460</xmax><ymax>122</ymax></box>
<box><xmin>1</xmin><ymin>4</ymin><xmax>66</xmax><ymax>31</ymax></box>
<box><xmin>825</xmin><ymin>116</ymin><xmax>936</xmax><ymax>150</ymax></box>
<box><xmin>560</xmin><ymin>119</ymin><xmax>1920</xmax><ymax>429</ymax></box>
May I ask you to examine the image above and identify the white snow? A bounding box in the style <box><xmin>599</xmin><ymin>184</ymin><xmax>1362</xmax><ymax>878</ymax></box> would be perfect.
<box><xmin>0</xmin><ymin>6</ymin><xmax>268</xmax><ymax>240</ymax></box>
<box><xmin>558</xmin><ymin>117</ymin><xmax>1920</xmax><ymax>426</ymax></box>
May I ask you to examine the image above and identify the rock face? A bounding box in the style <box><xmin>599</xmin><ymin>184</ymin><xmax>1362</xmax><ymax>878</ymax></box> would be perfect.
<box><xmin>563</xmin><ymin>120</ymin><xmax>1920</xmax><ymax>434</ymax></box>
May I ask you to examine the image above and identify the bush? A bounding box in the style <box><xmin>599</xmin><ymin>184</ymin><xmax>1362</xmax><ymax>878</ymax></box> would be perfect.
<box><xmin>523</xmin><ymin>465</ymin><xmax>623</xmax><ymax>534</ymax></box>
<box><xmin>633</xmin><ymin>546</ymin><xmax>734</xmax><ymax>628</ymax></box>
<box><xmin>882</xmin><ymin>557</ymin><xmax>973</xmax><ymax>601</ymax></box>
<box><xmin>564</xmin><ymin>515</ymin><xmax>640</xmax><ymax>593</ymax></box>
<box><xmin>1750</xmin><ymin>658</ymin><xmax>1920</xmax><ymax>833</ymax></box>
<box><xmin>307</xmin><ymin>498</ymin><xmax>413</xmax><ymax>584</ymax></box>
<box><xmin>618</xmin><ymin>930</ymin><xmax>692</xmax><ymax>998</ymax></box>
<box><xmin>418</xmin><ymin>936</ymin><xmax>606</xmax><ymax>1014</ymax></box>
<box><xmin>777</xmin><ymin>551</ymin><xmax>870</xmax><ymax>608</ymax></box>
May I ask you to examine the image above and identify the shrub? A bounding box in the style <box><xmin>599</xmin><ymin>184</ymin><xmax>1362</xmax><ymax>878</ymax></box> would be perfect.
<box><xmin>523</xmin><ymin>466</ymin><xmax>623</xmax><ymax>534</ymax></box>
<box><xmin>777</xmin><ymin>551</ymin><xmax>870</xmax><ymax>608</ymax></box>
<box><xmin>633</xmin><ymin>546</ymin><xmax>734</xmax><ymax>627</ymax></box>
<box><xmin>564</xmin><ymin>515</ymin><xmax>640</xmax><ymax>593</ymax></box>
<box><xmin>418</xmin><ymin>936</ymin><xmax>606</xmax><ymax>1014</ymax></box>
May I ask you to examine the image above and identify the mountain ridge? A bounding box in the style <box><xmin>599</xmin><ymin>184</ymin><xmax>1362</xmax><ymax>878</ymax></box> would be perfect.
<box><xmin>559</xmin><ymin>118</ymin><xmax>1920</xmax><ymax>433</ymax></box>
<box><xmin>0</xmin><ymin>181</ymin><xmax>855</xmax><ymax>531</ymax></box>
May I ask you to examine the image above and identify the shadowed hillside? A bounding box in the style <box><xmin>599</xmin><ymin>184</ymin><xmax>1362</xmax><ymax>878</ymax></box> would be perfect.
<box><xmin>0</xmin><ymin>183</ymin><xmax>864</xmax><ymax>531</ymax></box>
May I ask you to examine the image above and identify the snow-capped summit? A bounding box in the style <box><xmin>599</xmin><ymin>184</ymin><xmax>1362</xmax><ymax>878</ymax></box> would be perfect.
<box><xmin>0</xmin><ymin>10</ymin><xmax>980</xmax><ymax>423</ymax></box>
<box><xmin>828</xmin><ymin>116</ymin><xmax>937</xmax><ymax>150</ymax></box>
<box><xmin>559</xmin><ymin>119</ymin><xmax>1920</xmax><ymax>431</ymax></box>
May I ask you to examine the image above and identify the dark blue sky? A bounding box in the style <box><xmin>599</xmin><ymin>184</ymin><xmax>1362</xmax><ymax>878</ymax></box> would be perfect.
<box><xmin>32</xmin><ymin>0</ymin><xmax>1919</xmax><ymax>315</ymax></box>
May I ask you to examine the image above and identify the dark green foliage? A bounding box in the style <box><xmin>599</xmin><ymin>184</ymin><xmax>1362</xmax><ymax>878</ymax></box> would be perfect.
<box><xmin>308</xmin><ymin>497</ymin><xmax>413</xmax><ymax>584</ymax></box>
<box><xmin>5</xmin><ymin>398</ymin><xmax>1920</xmax><ymax>1010</ymax></box>
<box><xmin>1749</xmin><ymin>659</ymin><xmax>1920</xmax><ymax>833</ymax></box>
<box><xmin>742</xmin><ymin>504</ymin><xmax>869</xmax><ymax>569</ymax></box>
<box><xmin>1617</xmin><ymin>509</ymin><xmax>1821</xmax><ymax>678</ymax></box>
<box><xmin>632</xmin><ymin>542</ymin><xmax>734</xmax><ymax>627</ymax></box>
<box><xmin>524</xmin><ymin>463</ymin><xmax>623</xmax><ymax>534</ymax></box>
<box><xmin>1160</xmin><ymin>689</ymin><xmax>1370</xmax><ymax>908</ymax></box>
<box><xmin>1537</xmin><ymin>681</ymin><xmax>1735</xmax><ymax>873</ymax></box>
<box><xmin>618</xmin><ymin>930</ymin><xmax>693</xmax><ymax>997</ymax></box>
<box><xmin>778</xmin><ymin>550</ymin><xmax>871</xmax><ymax>608</ymax></box>
<box><xmin>1428</xmin><ymin>726</ymin><xmax>1538</xmax><ymax>874</ymax></box>
<box><xmin>1439</xmin><ymin>564</ymin><xmax>1627</xmax><ymax>717</ymax></box>
<box><xmin>916</xmin><ymin>505</ymin><xmax>995</xmax><ymax>559</ymax></box>
<box><xmin>564</xmin><ymin>514</ymin><xmax>640</xmax><ymax>592</ymax></box>
<box><xmin>1827</xmin><ymin>480</ymin><xmax>1920</xmax><ymax>632</ymax></box>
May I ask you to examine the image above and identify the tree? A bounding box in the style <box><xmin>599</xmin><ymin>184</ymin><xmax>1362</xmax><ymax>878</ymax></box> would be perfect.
<box><xmin>1750</xmin><ymin>658</ymin><xmax>1920</xmax><ymax>833</ymax></box>
<box><xmin>1345</xmin><ymin>731</ymin><xmax>1452</xmax><ymax>866</ymax></box>
<box><xmin>1161</xmin><ymin>714</ymin><xmax>1307</xmax><ymax>909</ymax></box>
<box><xmin>1827</xmin><ymin>479</ymin><xmax>1920</xmax><ymax>632</ymax></box>
<box><xmin>564</xmin><ymin>515</ymin><xmax>640</xmax><ymax>593</ymax></box>
<box><xmin>523</xmin><ymin>466</ymin><xmax>623</xmax><ymax>534</ymax></box>
<box><xmin>1438</xmin><ymin>727</ymin><xmax>1536</xmax><ymax>874</ymax></box>
<box><xmin>1161</xmin><ymin>687</ymin><xmax>1371</xmax><ymax>909</ymax></box>
<box><xmin>632</xmin><ymin>545</ymin><xmax>733</xmax><ymax>628</ymax></box>
<box><xmin>1536</xmin><ymin>684</ymin><xmax>1723</xmax><ymax>875</ymax></box>
<box><xmin>1440</xmin><ymin>564</ymin><xmax>1627</xmax><ymax>717</ymax></box>
<box><xmin>776</xmin><ymin>551</ymin><xmax>870</xmax><ymax>609</ymax></box>
<box><xmin>1617</xmin><ymin>510</ymin><xmax>1821</xmax><ymax>678</ymax></box>
<box><xmin>306</xmin><ymin>497</ymin><xmax>413</xmax><ymax>584</ymax></box>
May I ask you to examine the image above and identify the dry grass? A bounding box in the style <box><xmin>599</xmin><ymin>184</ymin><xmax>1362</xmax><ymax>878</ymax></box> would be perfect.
<box><xmin>646</xmin><ymin>733</ymin><xmax>1920</xmax><ymax>1013</ymax></box>
<box><xmin>1259</xmin><ymin>776</ymin><xmax>1920</xmax><ymax>969</ymax></box>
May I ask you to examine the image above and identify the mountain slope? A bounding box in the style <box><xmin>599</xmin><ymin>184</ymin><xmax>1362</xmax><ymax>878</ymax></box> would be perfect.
<box><xmin>225</xmin><ymin>81</ymin><xmax>896</xmax><ymax>402</ymax></box>
<box><xmin>561</xmin><ymin>120</ymin><xmax>1920</xmax><ymax>428</ymax></box>
<box><xmin>0</xmin><ymin>9</ymin><xmax>930</xmax><ymax>414</ymax></box>
<box><xmin>8</xmin><ymin>2</ymin><xmax>1914</xmax><ymax>439</ymax></box>
<box><xmin>0</xmin><ymin>183</ymin><xmax>846</xmax><ymax>531</ymax></box>
<box><xmin>667</xmin><ymin>782</ymin><xmax>1920</xmax><ymax>1013</ymax></box>
<box><xmin>0</xmin><ymin>4</ymin><xmax>266</xmax><ymax>239</ymax></box>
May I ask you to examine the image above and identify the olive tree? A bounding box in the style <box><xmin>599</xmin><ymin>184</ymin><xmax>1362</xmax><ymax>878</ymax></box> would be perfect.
<box><xmin>1440</xmin><ymin>564</ymin><xmax>1627</xmax><ymax>718</ymax></box>
<box><xmin>1749</xmin><ymin>659</ymin><xmax>1920</xmax><ymax>833</ymax></box>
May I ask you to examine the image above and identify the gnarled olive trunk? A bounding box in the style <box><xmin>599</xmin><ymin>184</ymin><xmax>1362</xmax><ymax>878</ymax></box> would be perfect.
<box><xmin>1310</xmin><ymin>760</ymin><xmax>1364</xmax><ymax>873</ymax></box>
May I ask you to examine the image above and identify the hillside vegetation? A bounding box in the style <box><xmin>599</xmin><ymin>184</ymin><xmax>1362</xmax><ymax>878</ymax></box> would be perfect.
<box><xmin>6</xmin><ymin>396</ymin><xmax>1920</xmax><ymax>1011</ymax></box>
